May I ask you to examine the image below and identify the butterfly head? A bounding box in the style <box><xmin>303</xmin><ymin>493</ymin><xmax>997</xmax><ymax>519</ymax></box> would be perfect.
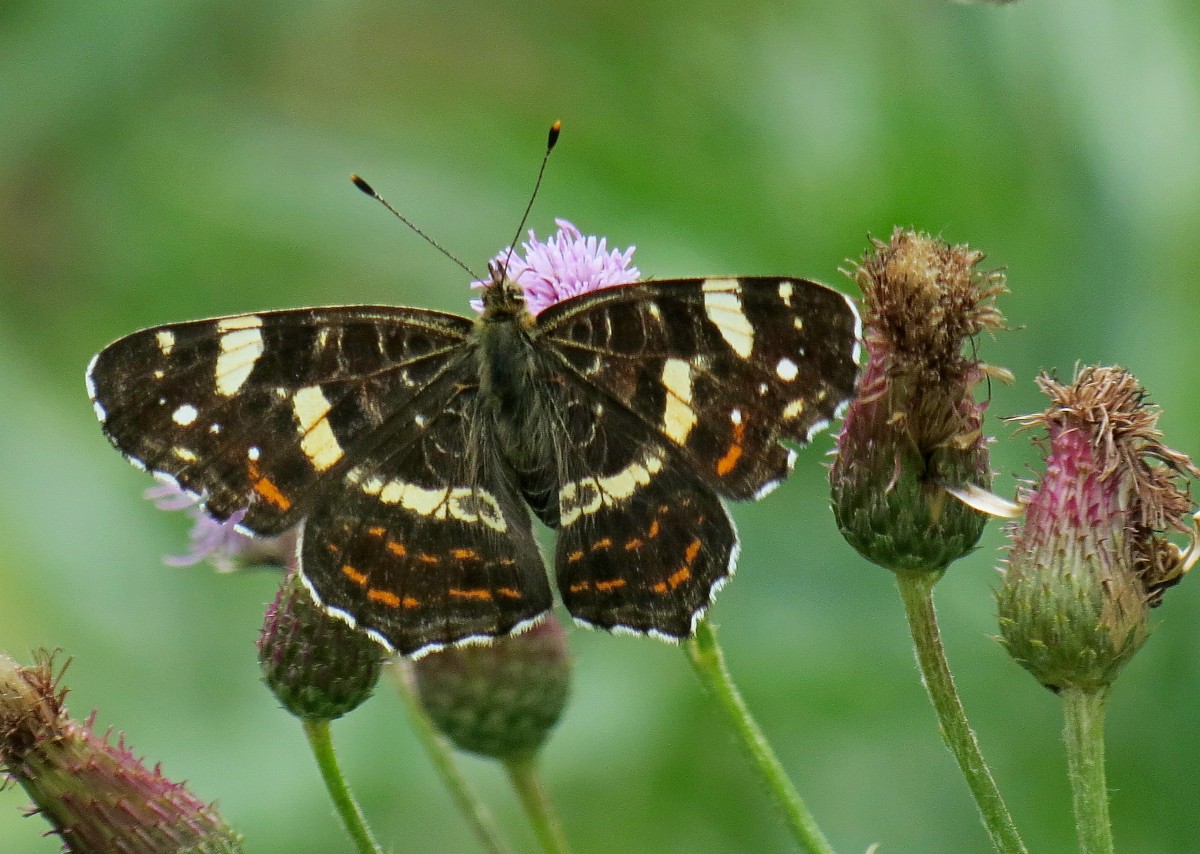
<box><xmin>479</xmin><ymin>259</ymin><xmax>533</xmax><ymax>323</ymax></box>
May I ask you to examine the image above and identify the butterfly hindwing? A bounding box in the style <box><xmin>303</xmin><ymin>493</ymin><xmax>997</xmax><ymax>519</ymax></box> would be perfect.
<box><xmin>540</xmin><ymin>375</ymin><xmax>736</xmax><ymax>636</ymax></box>
<box><xmin>536</xmin><ymin>277</ymin><xmax>860</xmax><ymax>500</ymax></box>
<box><xmin>87</xmin><ymin>307</ymin><xmax>474</xmax><ymax>534</ymax></box>
<box><xmin>300</xmin><ymin>370</ymin><xmax>553</xmax><ymax>655</ymax></box>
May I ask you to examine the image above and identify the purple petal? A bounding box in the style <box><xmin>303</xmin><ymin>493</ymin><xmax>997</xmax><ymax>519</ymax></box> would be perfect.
<box><xmin>471</xmin><ymin>219</ymin><xmax>640</xmax><ymax>315</ymax></box>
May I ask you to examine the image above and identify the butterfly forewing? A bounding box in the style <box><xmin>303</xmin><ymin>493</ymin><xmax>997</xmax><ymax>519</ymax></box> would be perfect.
<box><xmin>87</xmin><ymin>306</ymin><xmax>474</xmax><ymax>534</ymax></box>
<box><xmin>300</xmin><ymin>369</ymin><xmax>553</xmax><ymax>655</ymax></box>
<box><xmin>535</xmin><ymin>277</ymin><xmax>860</xmax><ymax>500</ymax></box>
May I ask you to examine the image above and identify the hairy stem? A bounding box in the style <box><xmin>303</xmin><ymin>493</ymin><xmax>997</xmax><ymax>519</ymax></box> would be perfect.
<box><xmin>896</xmin><ymin>571</ymin><xmax>1026</xmax><ymax>853</ymax></box>
<box><xmin>686</xmin><ymin>617</ymin><xmax>834</xmax><ymax>854</ymax></box>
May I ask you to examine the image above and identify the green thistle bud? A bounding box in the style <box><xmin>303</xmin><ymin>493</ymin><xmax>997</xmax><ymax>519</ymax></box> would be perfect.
<box><xmin>411</xmin><ymin>619</ymin><xmax>571</xmax><ymax>762</ymax></box>
<box><xmin>258</xmin><ymin>573</ymin><xmax>385</xmax><ymax>720</ymax></box>
<box><xmin>998</xmin><ymin>366</ymin><xmax>1198</xmax><ymax>691</ymax></box>
<box><xmin>0</xmin><ymin>651</ymin><xmax>243</xmax><ymax>853</ymax></box>
<box><xmin>831</xmin><ymin>228</ymin><xmax>1009</xmax><ymax>575</ymax></box>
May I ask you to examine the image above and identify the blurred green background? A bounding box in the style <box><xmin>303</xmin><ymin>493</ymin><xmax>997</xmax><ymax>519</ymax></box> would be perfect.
<box><xmin>3</xmin><ymin>1</ymin><xmax>1199</xmax><ymax>851</ymax></box>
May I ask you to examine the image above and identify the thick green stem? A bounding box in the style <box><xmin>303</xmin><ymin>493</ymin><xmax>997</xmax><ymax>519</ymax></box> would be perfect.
<box><xmin>895</xmin><ymin>572</ymin><xmax>1026</xmax><ymax>854</ymax></box>
<box><xmin>301</xmin><ymin>718</ymin><xmax>384</xmax><ymax>854</ymax></box>
<box><xmin>1061</xmin><ymin>686</ymin><xmax>1114</xmax><ymax>854</ymax></box>
<box><xmin>504</xmin><ymin>756</ymin><xmax>572</xmax><ymax>854</ymax></box>
<box><xmin>389</xmin><ymin>663</ymin><xmax>513</xmax><ymax>854</ymax></box>
<box><xmin>685</xmin><ymin>617</ymin><xmax>834</xmax><ymax>854</ymax></box>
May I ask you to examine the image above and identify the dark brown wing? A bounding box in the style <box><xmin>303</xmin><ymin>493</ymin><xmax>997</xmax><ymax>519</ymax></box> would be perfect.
<box><xmin>87</xmin><ymin>306</ymin><xmax>474</xmax><ymax>534</ymax></box>
<box><xmin>535</xmin><ymin>277</ymin><xmax>860</xmax><ymax>500</ymax></box>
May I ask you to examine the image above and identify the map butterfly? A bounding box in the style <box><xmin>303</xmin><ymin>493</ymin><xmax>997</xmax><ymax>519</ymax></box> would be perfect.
<box><xmin>87</xmin><ymin>197</ymin><xmax>860</xmax><ymax>657</ymax></box>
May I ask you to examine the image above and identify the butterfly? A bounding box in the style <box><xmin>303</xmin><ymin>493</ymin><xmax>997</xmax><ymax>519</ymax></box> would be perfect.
<box><xmin>87</xmin><ymin>242</ymin><xmax>859</xmax><ymax>656</ymax></box>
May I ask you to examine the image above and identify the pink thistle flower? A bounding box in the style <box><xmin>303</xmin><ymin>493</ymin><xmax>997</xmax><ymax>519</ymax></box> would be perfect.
<box><xmin>144</xmin><ymin>482</ymin><xmax>290</xmax><ymax>572</ymax></box>
<box><xmin>471</xmin><ymin>219</ymin><xmax>640</xmax><ymax>315</ymax></box>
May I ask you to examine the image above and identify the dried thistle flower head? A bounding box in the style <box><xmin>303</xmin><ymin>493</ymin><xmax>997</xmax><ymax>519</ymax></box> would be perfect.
<box><xmin>998</xmin><ymin>366</ymin><xmax>1199</xmax><ymax>691</ymax></box>
<box><xmin>1</xmin><ymin>651</ymin><xmax>243</xmax><ymax>853</ymax></box>
<box><xmin>830</xmin><ymin>228</ymin><xmax>1009</xmax><ymax>575</ymax></box>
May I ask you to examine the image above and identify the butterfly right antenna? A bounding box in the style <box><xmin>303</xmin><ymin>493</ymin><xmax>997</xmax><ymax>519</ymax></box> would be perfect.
<box><xmin>500</xmin><ymin>120</ymin><xmax>561</xmax><ymax>278</ymax></box>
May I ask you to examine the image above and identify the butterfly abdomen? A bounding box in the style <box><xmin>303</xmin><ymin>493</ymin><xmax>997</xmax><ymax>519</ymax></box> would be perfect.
<box><xmin>476</xmin><ymin>312</ymin><xmax>561</xmax><ymax>527</ymax></box>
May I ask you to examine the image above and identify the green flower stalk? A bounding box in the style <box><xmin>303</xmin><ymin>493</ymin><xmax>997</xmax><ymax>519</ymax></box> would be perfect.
<box><xmin>831</xmin><ymin>228</ymin><xmax>1009</xmax><ymax>575</ymax></box>
<box><xmin>258</xmin><ymin>572</ymin><xmax>385</xmax><ymax>721</ymax></box>
<box><xmin>999</xmin><ymin>365</ymin><xmax>1199</xmax><ymax>692</ymax></box>
<box><xmin>0</xmin><ymin>651</ymin><xmax>242</xmax><ymax>853</ymax></box>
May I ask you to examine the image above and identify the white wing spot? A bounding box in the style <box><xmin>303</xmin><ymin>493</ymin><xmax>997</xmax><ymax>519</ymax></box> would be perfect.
<box><xmin>559</xmin><ymin>451</ymin><xmax>665</xmax><ymax>526</ymax></box>
<box><xmin>209</xmin><ymin>423</ymin><xmax>221</xmax><ymax>434</ymax></box>
<box><xmin>661</xmin><ymin>358</ymin><xmax>696</xmax><ymax>445</ymax></box>
<box><xmin>248</xmin><ymin>446</ymin><xmax>261</xmax><ymax>461</ymax></box>
<box><xmin>361</xmin><ymin>477</ymin><xmax>507</xmax><ymax>532</ymax></box>
<box><xmin>217</xmin><ymin>315</ymin><xmax>264</xmax><ymax>332</ymax></box>
<box><xmin>730</xmin><ymin>408</ymin><xmax>743</xmax><ymax>425</ymax></box>
<box><xmin>156</xmin><ymin>330</ymin><xmax>176</xmax><ymax>355</ymax></box>
<box><xmin>702</xmin><ymin>280</ymin><xmax>754</xmax><ymax>358</ymax></box>
<box><xmin>173</xmin><ymin>447</ymin><xmax>198</xmax><ymax>462</ymax></box>
<box><xmin>783</xmin><ymin>399</ymin><xmax>806</xmax><ymax>420</ymax></box>
<box><xmin>215</xmin><ymin>316</ymin><xmax>264</xmax><ymax>396</ymax></box>
<box><xmin>448</xmin><ymin>490</ymin><xmax>507</xmax><ymax>532</ymax></box>
<box><xmin>293</xmin><ymin>385</ymin><xmax>344</xmax><ymax>472</ymax></box>
<box><xmin>776</xmin><ymin>357</ymin><xmax>799</xmax><ymax>381</ymax></box>
<box><xmin>153</xmin><ymin>369</ymin><xmax>165</xmax><ymax>380</ymax></box>
<box><xmin>778</xmin><ymin>281</ymin><xmax>794</xmax><ymax>306</ymax></box>
<box><xmin>172</xmin><ymin>404</ymin><xmax>198</xmax><ymax>426</ymax></box>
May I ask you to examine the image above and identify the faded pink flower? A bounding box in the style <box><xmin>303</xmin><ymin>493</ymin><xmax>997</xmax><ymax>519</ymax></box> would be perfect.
<box><xmin>145</xmin><ymin>482</ymin><xmax>289</xmax><ymax>572</ymax></box>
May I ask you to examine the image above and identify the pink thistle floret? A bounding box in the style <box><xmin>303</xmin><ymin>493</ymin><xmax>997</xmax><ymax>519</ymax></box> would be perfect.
<box><xmin>144</xmin><ymin>482</ymin><xmax>294</xmax><ymax>573</ymax></box>
<box><xmin>471</xmin><ymin>219</ymin><xmax>640</xmax><ymax>315</ymax></box>
<box><xmin>144</xmin><ymin>483</ymin><xmax>254</xmax><ymax>572</ymax></box>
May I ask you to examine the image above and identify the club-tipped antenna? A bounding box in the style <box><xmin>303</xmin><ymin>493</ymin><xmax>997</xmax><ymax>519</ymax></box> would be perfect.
<box><xmin>350</xmin><ymin>173</ymin><xmax>479</xmax><ymax>281</ymax></box>
<box><xmin>501</xmin><ymin>120</ymin><xmax>561</xmax><ymax>277</ymax></box>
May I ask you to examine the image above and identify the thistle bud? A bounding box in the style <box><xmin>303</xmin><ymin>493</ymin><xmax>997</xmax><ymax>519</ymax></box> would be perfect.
<box><xmin>998</xmin><ymin>366</ymin><xmax>1198</xmax><ymax>691</ymax></box>
<box><xmin>0</xmin><ymin>651</ymin><xmax>243</xmax><ymax>853</ymax></box>
<box><xmin>258</xmin><ymin>573</ymin><xmax>385</xmax><ymax>720</ymax></box>
<box><xmin>831</xmin><ymin>229</ymin><xmax>1008</xmax><ymax>575</ymax></box>
<box><xmin>410</xmin><ymin>619</ymin><xmax>571</xmax><ymax>762</ymax></box>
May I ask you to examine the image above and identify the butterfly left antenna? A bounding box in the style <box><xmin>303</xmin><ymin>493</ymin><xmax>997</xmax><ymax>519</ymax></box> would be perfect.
<box><xmin>350</xmin><ymin>173</ymin><xmax>480</xmax><ymax>281</ymax></box>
